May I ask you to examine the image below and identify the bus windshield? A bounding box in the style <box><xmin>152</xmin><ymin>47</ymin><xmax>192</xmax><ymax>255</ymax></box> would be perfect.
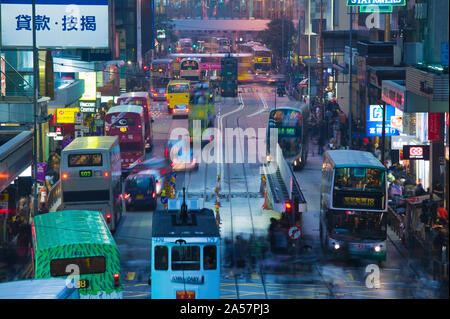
<box><xmin>268</xmin><ymin>109</ymin><xmax>302</xmax><ymax>157</ymax></box>
<box><xmin>181</xmin><ymin>60</ymin><xmax>199</xmax><ymax>70</ymax></box>
<box><xmin>328</xmin><ymin>211</ymin><xmax>386</xmax><ymax>240</ymax></box>
<box><xmin>334</xmin><ymin>167</ymin><xmax>385</xmax><ymax>192</ymax></box>
<box><xmin>168</xmin><ymin>84</ymin><xmax>189</xmax><ymax>93</ymax></box>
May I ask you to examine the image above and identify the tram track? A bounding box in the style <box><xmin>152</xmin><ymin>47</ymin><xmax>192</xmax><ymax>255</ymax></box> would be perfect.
<box><xmin>221</xmin><ymin>88</ymin><xmax>269</xmax><ymax>299</ymax></box>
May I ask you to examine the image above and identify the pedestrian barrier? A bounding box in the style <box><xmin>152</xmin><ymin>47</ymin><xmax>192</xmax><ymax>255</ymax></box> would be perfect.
<box><xmin>387</xmin><ymin>206</ymin><xmax>405</xmax><ymax>241</ymax></box>
<box><xmin>47</xmin><ymin>180</ymin><xmax>61</xmax><ymax>212</ymax></box>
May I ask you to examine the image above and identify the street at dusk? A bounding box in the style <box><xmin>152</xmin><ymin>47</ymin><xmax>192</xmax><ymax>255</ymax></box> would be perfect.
<box><xmin>0</xmin><ymin>0</ymin><xmax>448</xmax><ymax>309</ymax></box>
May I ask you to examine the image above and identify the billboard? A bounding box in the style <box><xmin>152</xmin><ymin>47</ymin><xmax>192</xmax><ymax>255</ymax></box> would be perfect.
<box><xmin>1</xmin><ymin>0</ymin><xmax>109</xmax><ymax>48</ymax></box>
<box><xmin>79</xmin><ymin>72</ymin><xmax>97</xmax><ymax>101</ymax></box>
<box><xmin>56</xmin><ymin>107</ymin><xmax>80</xmax><ymax>124</ymax></box>
<box><xmin>366</xmin><ymin>104</ymin><xmax>401</xmax><ymax>137</ymax></box>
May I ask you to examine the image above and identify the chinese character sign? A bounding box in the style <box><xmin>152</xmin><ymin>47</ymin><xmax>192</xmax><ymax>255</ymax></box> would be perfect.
<box><xmin>1</xmin><ymin>0</ymin><xmax>108</xmax><ymax>48</ymax></box>
<box><xmin>366</xmin><ymin>105</ymin><xmax>401</xmax><ymax>137</ymax></box>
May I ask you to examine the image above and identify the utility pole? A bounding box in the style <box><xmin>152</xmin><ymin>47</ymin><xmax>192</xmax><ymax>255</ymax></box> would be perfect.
<box><xmin>32</xmin><ymin>0</ymin><xmax>39</xmax><ymax>216</ymax></box>
<box><xmin>348</xmin><ymin>6</ymin><xmax>353</xmax><ymax>148</ymax></box>
<box><xmin>381</xmin><ymin>13</ymin><xmax>391</xmax><ymax>167</ymax></box>
<box><xmin>318</xmin><ymin>0</ymin><xmax>324</xmax><ymax>120</ymax></box>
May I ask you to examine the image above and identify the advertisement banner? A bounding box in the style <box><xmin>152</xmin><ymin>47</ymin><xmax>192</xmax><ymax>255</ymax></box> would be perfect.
<box><xmin>56</xmin><ymin>107</ymin><xmax>79</xmax><ymax>124</ymax></box>
<box><xmin>1</xmin><ymin>0</ymin><xmax>109</xmax><ymax>48</ymax></box>
<box><xmin>403</xmin><ymin>145</ymin><xmax>430</xmax><ymax>160</ymax></box>
<box><xmin>428</xmin><ymin>112</ymin><xmax>441</xmax><ymax>141</ymax></box>
<box><xmin>366</xmin><ymin>105</ymin><xmax>401</xmax><ymax>137</ymax></box>
<box><xmin>79</xmin><ymin>72</ymin><xmax>97</xmax><ymax>101</ymax></box>
<box><xmin>37</xmin><ymin>162</ymin><xmax>47</xmax><ymax>182</ymax></box>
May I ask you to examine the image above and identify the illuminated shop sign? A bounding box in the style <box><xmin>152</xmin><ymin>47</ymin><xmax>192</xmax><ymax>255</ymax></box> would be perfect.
<box><xmin>402</xmin><ymin>145</ymin><xmax>430</xmax><ymax>160</ymax></box>
<box><xmin>346</xmin><ymin>0</ymin><xmax>406</xmax><ymax>6</ymax></box>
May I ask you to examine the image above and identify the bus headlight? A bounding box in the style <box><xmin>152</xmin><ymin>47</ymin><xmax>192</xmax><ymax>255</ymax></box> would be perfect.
<box><xmin>374</xmin><ymin>245</ymin><xmax>382</xmax><ymax>253</ymax></box>
<box><xmin>333</xmin><ymin>243</ymin><xmax>340</xmax><ymax>250</ymax></box>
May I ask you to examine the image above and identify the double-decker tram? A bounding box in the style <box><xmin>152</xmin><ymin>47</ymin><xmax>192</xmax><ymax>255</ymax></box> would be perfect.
<box><xmin>60</xmin><ymin>136</ymin><xmax>122</xmax><ymax>232</ymax></box>
<box><xmin>105</xmin><ymin>105</ymin><xmax>146</xmax><ymax>171</ymax></box>
<box><xmin>150</xmin><ymin>58</ymin><xmax>174</xmax><ymax>90</ymax></box>
<box><xmin>252</xmin><ymin>45</ymin><xmax>272</xmax><ymax>75</ymax></box>
<box><xmin>150</xmin><ymin>190</ymin><xmax>220</xmax><ymax>299</ymax></box>
<box><xmin>180</xmin><ymin>58</ymin><xmax>201</xmax><ymax>82</ymax></box>
<box><xmin>267</xmin><ymin>104</ymin><xmax>310</xmax><ymax>170</ymax></box>
<box><xmin>116</xmin><ymin>91</ymin><xmax>153</xmax><ymax>150</ymax></box>
<box><xmin>320</xmin><ymin>150</ymin><xmax>388</xmax><ymax>262</ymax></box>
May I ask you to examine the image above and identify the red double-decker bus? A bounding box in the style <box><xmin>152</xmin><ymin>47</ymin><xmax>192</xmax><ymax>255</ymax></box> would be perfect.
<box><xmin>105</xmin><ymin>105</ymin><xmax>146</xmax><ymax>170</ymax></box>
<box><xmin>117</xmin><ymin>92</ymin><xmax>153</xmax><ymax>150</ymax></box>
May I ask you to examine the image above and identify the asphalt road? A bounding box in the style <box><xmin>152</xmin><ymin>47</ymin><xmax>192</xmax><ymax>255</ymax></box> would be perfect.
<box><xmin>115</xmin><ymin>83</ymin><xmax>448</xmax><ymax>299</ymax></box>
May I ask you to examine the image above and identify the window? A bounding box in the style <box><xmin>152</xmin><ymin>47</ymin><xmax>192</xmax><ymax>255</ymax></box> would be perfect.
<box><xmin>333</xmin><ymin>168</ymin><xmax>385</xmax><ymax>192</ymax></box>
<box><xmin>171</xmin><ymin>246</ymin><xmax>200</xmax><ymax>271</ymax></box>
<box><xmin>50</xmin><ymin>256</ymin><xmax>106</xmax><ymax>277</ymax></box>
<box><xmin>68</xmin><ymin>154</ymin><xmax>103</xmax><ymax>167</ymax></box>
<box><xmin>168</xmin><ymin>84</ymin><xmax>189</xmax><ymax>93</ymax></box>
<box><xmin>203</xmin><ymin>246</ymin><xmax>217</xmax><ymax>270</ymax></box>
<box><xmin>110</xmin><ymin>117</ymin><xmax>136</xmax><ymax>128</ymax></box>
<box><xmin>154</xmin><ymin>246</ymin><xmax>168</xmax><ymax>270</ymax></box>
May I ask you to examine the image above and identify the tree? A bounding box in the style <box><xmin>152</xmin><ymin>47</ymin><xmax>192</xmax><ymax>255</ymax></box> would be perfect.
<box><xmin>259</xmin><ymin>19</ymin><xmax>296</xmax><ymax>64</ymax></box>
<box><xmin>154</xmin><ymin>13</ymin><xmax>178</xmax><ymax>45</ymax></box>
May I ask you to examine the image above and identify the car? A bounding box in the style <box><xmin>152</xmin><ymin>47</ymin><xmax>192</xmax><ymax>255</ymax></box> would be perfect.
<box><xmin>151</xmin><ymin>88</ymin><xmax>167</xmax><ymax>101</ymax></box>
<box><xmin>124</xmin><ymin>172</ymin><xmax>158</xmax><ymax>211</ymax></box>
<box><xmin>172</xmin><ymin>103</ymin><xmax>189</xmax><ymax>118</ymax></box>
<box><xmin>127</xmin><ymin>156</ymin><xmax>171</xmax><ymax>193</ymax></box>
<box><xmin>166</xmin><ymin>139</ymin><xmax>198</xmax><ymax>172</ymax></box>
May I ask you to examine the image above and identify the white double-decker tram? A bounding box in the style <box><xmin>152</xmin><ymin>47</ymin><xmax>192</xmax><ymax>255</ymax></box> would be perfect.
<box><xmin>150</xmin><ymin>190</ymin><xmax>220</xmax><ymax>299</ymax></box>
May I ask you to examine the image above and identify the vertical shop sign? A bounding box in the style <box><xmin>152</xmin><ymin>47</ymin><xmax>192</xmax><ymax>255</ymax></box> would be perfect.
<box><xmin>428</xmin><ymin>112</ymin><xmax>441</xmax><ymax>141</ymax></box>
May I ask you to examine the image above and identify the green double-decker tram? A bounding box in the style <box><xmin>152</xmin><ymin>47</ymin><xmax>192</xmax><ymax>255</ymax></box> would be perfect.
<box><xmin>220</xmin><ymin>56</ymin><xmax>238</xmax><ymax>97</ymax></box>
<box><xmin>31</xmin><ymin>210</ymin><xmax>123</xmax><ymax>299</ymax></box>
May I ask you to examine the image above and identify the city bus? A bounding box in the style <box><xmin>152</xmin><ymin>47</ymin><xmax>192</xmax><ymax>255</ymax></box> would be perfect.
<box><xmin>320</xmin><ymin>150</ymin><xmax>388</xmax><ymax>262</ymax></box>
<box><xmin>117</xmin><ymin>91</ymin><xmax>153</xmax><ymax>150</ymax></box>
<box><xmin>32</xmin><ymin>210</ymin><xmax>123</xmax><ymax>299</ymax></box>
<box><xmin>105</xmin><ymin>105</ymin><xmax>146</xmax><ymax>170</ymax></box>
<box><xmin>150</xmin><ymin>197</ymin><xmax>220</xmax><ymax>299</ymax></box>
<box><xmin>180</xmin><ymin>58</ymin><xmax>201</xmax><ymax>82</ymax></box>
<box><xmin>150</xmin><ymin>58</ymin><xmax>174</xmax><ymax>90</ymax></box>
<box><xmin>176</xmin><ymin>38</ymin><xmax>193</xmax><ymax>53</ymax></box>
<box><xmin>60</xmin><ymin>136</ymin><xmax>122</xmax><ymax>232</ymax></box>
<box><xmin>167</xmin><ymin>80</ymin><xmax>191</xmax><ymax>114</ymax></box>
<box><xmin>220</xmin><ymin>55</ymin><xmax>238</xmax><ymax>97</ymax></box>
<box><xmin>267</xmin><ymin>104</ymin><xmax>310</xmax><ymax>170</ymax></box>
<box><xmin>0</xmin><ymin>279</ymin><xmax>80</xmax><ymax>299</ymax></box>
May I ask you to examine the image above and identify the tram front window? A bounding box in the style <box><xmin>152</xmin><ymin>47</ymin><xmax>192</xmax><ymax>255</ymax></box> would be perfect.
<box><xmin>203</xmin><ymin>246</ymin><xmax>217</xmax><ymax>270</ymax></box>
<box><xmin>327</xmin><ymin>211</ymin><xmax>387</xmax><ymax>240</ymax></box>
<box><xmin>172</xmin><ymin>246</ymin><xmax>200</xmax><ymax>271</ymax></box>
<box><xmin>154</xmin><ymin>246</ymin><xmax>168</xmax><ymax>270</ymax></box>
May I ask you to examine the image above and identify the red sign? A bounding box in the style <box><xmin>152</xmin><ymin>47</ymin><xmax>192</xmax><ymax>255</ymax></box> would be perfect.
<box><xmin>428</xmin><ymin>113</ymin><xmax>441</xmax><ymax>141</ymax></box>
<box><xmin>403</xmin><ymin>145</ymin><xmax>430</xmax><ymax>160</ymax></box>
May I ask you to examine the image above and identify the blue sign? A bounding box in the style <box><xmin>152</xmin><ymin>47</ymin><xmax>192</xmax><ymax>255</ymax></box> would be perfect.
<box><xmin>442</xmin><ymin>42</ymin><xmax>449</xmax><ymax>66</ymax></box>
<box><xmin>161</xmin><ymin>196</ymin><xmax>168</xmax><ymax>204</ymax></box>
<box><xmin>170</xmin><ymin>172</ymin><xmax>177</xmax><ymax>178</ymax></box>
<box><xmin>366</xmin><ymin>105</ymin><xmax>400</xmax><ymax>137</ymax></box>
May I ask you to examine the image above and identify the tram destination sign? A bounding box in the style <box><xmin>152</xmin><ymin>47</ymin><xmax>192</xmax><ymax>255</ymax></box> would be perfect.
<box><xmin>346</xmin><ymin>0</ymin><xmax>406</xmax><ymax>6</ymax></box>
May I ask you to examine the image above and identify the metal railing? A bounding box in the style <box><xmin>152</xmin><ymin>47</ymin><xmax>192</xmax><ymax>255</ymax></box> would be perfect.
<box><xmin>47</xmin><ymin>180</ymin><xmax>61</xmax><ymax>212</ymax></box>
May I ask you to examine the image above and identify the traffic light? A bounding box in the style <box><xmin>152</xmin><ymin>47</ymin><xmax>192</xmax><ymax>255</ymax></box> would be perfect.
<box><xmin>285</xmin><ymin>201</ymin><xmax>293</xmax><ymax>214</ymax></box>
<box><xmin>192</xmin><ymin>43</ymin><xmax>197</xmax><ymax>50</ymax></box>
<box><xmin>168</xmin><ymin>46</ymin><xmax>172</xmax><ymax>52</ymax></box>
<box><xmin>143</xmin><ymin>65</ymin><xmax>149</xmax><ymax>71</ymax></box>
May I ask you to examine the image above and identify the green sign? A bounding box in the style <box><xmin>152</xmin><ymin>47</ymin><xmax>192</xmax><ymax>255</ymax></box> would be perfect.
<box><xmin>347</xmin><ymin>0</ymin><xmax>405</xmax><ymax>6</ymax></box>
<box><xmin>360</xmin><ymin>5</ymin><xmax>393</xmax><ymax>12</ymax></box>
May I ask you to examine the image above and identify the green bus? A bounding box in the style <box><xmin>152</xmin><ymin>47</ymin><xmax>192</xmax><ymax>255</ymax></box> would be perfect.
<box><xmin>320</xmin><ymin>150</ymin><xmax>388</xmax><ymax>262</ymax></box>
<box><xmin>31</xmin><ymin>210</ymin><xmax>123</xmax><ymax>299</ymax></box>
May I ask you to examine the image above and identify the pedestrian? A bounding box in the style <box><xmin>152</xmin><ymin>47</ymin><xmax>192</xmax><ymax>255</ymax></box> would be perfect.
<box><xmin>318</xmin><ymin>124</ymin><xmax>326</xmax><ymax>155</ymax></box>
<box><xmin>234</xmin><ymin>235</ymin><xmax>248</xmax><ymax>269</ymax></box>
<box><xmin>268</xmin><ymin>218</ymin><xmax>278</xmax><ymax>253</ymax></box>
